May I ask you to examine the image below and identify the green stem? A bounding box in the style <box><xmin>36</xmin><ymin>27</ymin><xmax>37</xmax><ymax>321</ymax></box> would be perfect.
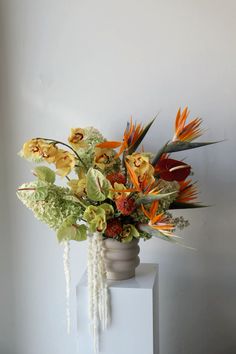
<box><xmin>73</xmin><ymin>196</ymin><xmax>88</xmax><ymax>209</ymax></box>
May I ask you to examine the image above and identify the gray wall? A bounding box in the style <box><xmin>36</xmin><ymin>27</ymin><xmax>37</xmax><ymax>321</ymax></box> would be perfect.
<box><xmin>0</xmin><ymin>1</ymin><xmax>236</xmax><ymax>353</ymax></box>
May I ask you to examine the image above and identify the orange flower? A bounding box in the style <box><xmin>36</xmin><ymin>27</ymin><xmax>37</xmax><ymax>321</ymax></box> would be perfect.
<box><xmin>96</xmin><ymin>118</ymin><xmax>144</xmax><ymax>158</ymax></box>
<box><xmin>173</xmin><ymin>107</ymin><xmax>202</xmax><ymax>142</ymax></box>
<box><xmin>176</xmin><ymin>180</ymin><xmax>198</xmax><ymax>203</ymax></box>
<box><xmin>141</xmin><ymin>201</ymin><xmax>175</xmax><ymax>236</ymax></box>
<box><xmin>125</xmin><ymin>161</ymin><xmax>155</xmax><ymax>193</ymax></box>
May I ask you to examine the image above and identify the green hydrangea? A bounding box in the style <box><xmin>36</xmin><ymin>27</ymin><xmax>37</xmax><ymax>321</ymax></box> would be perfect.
<box><xmin>157</xmin><ymin>179</ymin><xmax>179</xmax><ymax>212</ymax></box>
<box><xmin>17</xmin><ymin>180</ymin><xmax>83</xmax><ymax>230</ymax></box>
<box><xmin>76</xmin><ymin>127</ymin><xmax>105</xmax><ymax>170</ymax></box>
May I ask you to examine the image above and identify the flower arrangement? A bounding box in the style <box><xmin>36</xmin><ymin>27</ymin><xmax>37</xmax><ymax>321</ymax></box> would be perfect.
<box><xmin>17</xmin><ymin>107</ymin><xmax>215</xmax><ymax>352</ymax></box>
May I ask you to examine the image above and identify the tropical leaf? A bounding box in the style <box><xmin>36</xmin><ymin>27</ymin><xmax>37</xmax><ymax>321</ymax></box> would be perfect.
<box><xmin>138</xmin><ymin>224</ymin><xmax>178</xmax><ymax>242</ymax></box>
<box><xmin>33</xmin><ymin>166</ymin><xmax>56</xmax><ymax>184</ymax></box>
<box><xmin>128</xmin><ymin>117</ymin><xmax>156</xmax><ymax>154</ymax></box>
<box><xmin>136</xmin><ymin>191</ymin><xmax>177</xmax><ymax>205</ymax></box>
<box><xmin>152</xmin><ymin>140</ymin><xmax>219</xmax><ymax>166</ymax></box>
<box><xmin>86</xmin><ymin>168</ymin><xmax>111</xmax><ymax>201</ymax></box>
<box><xmin>57</xmin><ymin>216</ymin><xmax>87</xmax><ymax>243</ymax></box>
<box><xmin>169</xmin><ymin>202</ymin><xmax>209</xmax><ymax>209</ymax></box>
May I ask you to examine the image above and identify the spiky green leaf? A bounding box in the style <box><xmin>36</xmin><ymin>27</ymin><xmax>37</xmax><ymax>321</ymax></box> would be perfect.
<box><xmin>128</xmin><ymin>117</ymin><xmax>156</xmax><ymax>154</ymax></box>
<box><xmin>152</xmin><ymin>140</ymin><xmax>219</xmax><ymax>166</ymax></box>
<box><xmin>138</xmin><ymin>224</ymin><xmax>177</xmax><ymax>242</ymax></box>
<box><xmin>169</xmin><ymin>202</ymin><xmax>209</xmax><ymax>209</ymax></box>
<box><xmin>136</xmin><ymin>191</ymin><xmax>177</xmax><ymax>206</ymax></box>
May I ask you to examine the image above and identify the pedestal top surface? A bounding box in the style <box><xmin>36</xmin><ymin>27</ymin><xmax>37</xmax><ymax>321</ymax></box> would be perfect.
<box><xmin>78</xmin><ymin>263</ymin><xmax>158</xmax><ymax>290</ymax></box>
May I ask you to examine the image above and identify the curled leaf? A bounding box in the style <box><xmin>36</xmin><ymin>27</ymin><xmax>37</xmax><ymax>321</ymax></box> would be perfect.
<box><xmin>57</xmin><ymin>216</ymin><xmax>87</xmax><ymax>243</ymax></box>
<box><xmin>86</xmin><ymin>168</ymin><xmax>111</xmax><ymax>201</ymax></box>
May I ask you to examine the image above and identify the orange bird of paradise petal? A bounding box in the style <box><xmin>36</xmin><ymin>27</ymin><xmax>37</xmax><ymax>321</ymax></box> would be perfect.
<box><xmin>173</xmin><ymin>107</ymin><xmax>203</xmax><ymax>142</ymax></box>
<box><xmin>141</xmin><ymin>202</ymin><xmax>175</xmax><ymax>234</ymax></box>
<box><xmin>176</xmin><ymin>179</ymin><xmax>198</xmax><ymax>203</ymax></box>
<box><xmin>96</xmin><ymin>117</ymin><xmax>144</xmax><ymax>158</ymax></box>
<box><xmin>125</xmin><ymin>161</ymin><xmax>142</xmax><ymax>191</ymax></box>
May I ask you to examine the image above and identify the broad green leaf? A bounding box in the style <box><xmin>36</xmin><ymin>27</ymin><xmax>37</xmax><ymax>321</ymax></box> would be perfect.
<box><xmin>71</xmin><ymin>224</ymin><xmax>87</xmax><ymax>242</ymax></box>
<box><xmin>128</xmin><ymin>117</ymin><xmax>157</xmax><ymax>155</ymax></box>
<box><xmin>57</xmin><ymin>216</ymin><xmax>87</xmax><ymax>243</ymax></box>
<box><xmin>86</xmin><ymin>168</ymin><xmax>111</xmax><ymax>201</ymax></box>
<box><xmin>33</xmin><ymin>166</ymin><xmax>56</xmax><ymax>184</ymax></box>
<box><xmin>169</xmin><ymin>202</ymin><xmax>209</xmax><ymax>209</ymax></box>
<box><xmin>136</xmin><ymin>191</ymin><xmax>177</xmax><ymax>206</ymax></box>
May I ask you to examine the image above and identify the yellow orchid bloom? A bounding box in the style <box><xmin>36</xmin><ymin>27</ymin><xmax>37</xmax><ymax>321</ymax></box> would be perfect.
<box><xmin>67</xmin><ymin>178</ymin><xmax>87</xmax><ymax>197</ymax></box>
<box><xmin>55</xmin><ymin>149</ymin><xmax>75</xmax><ymax>177</ymax></box>
<box><xmin>40</xmin><ymin>143</ymin><xmax>58</xmax><ymax>163</ymax></box>
<box><xmin>126</xmin><ymin>153</ymin><xmax>155</xmax><ymax>185</ymax></box>
<box><xmin>126</xmin><ymin>153</ymin><xmax>150</xmax><ymax>174</ymax></box>
<box><xmin>68</xmin><ymin>128</ymin><xmax>87</xmax><ymax>150</ymax></box>
<box><xmin>22</xmin><ymin>139</ymin><xmax>46</xmax><ymax>160</ymax></box>
<box><xmin>94</xmin><ymin>147</ymin><xmax>116</xmax><ymax>170</ymax></box>
<box><xmin>22</xmin><ymin>139</ymin><xmax>58</xmax><ymax>163</ymax></box>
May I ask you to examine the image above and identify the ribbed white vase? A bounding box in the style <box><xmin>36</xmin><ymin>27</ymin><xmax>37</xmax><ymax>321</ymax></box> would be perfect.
<box><xmin>103</xmin><ymin>238</ymin><xmax>140</xmax><ymax>280</ymax></box>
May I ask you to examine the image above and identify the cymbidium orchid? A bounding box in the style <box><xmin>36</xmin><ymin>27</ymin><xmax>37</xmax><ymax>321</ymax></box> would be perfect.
<box><xmin>68</xmin><ymin>128</ymin><xmax>87</xmax><ymax>150</ymax></box>
<box><xmin>55</xmin><ymin>149</ymin><xmax>75</xmax><ymax>177</ymax></box>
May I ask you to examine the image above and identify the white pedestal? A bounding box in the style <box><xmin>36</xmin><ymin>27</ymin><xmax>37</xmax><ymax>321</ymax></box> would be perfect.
<box><xmin>76</xmin><ymin>263</ymin><xmax>159</xmax><ymax>354</ymax></box>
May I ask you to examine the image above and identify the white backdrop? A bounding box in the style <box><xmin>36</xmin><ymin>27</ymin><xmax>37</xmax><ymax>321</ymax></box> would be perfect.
<box><xmin>0</xmin><ymin>1</ymin><xmax>236</xmax><ymax>353</ymax></box>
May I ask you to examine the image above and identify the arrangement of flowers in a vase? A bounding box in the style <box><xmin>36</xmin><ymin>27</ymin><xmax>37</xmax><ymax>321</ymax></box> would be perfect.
<box><xmin>17</xmin><ymin>106</ymin><xmax>215</xmax><ymax>352</ymax></box>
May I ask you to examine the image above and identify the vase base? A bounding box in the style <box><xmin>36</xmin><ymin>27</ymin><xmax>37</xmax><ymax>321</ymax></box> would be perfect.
<box><xmin>107</xmin><ymin>270</ymin><xmax>135</xmax><ymax>281</ymax></box>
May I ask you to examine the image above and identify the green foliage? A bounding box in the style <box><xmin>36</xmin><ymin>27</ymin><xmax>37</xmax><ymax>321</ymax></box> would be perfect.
<box><xmin>128</xmin><ymin>117</ymin><xmax>156</xmax><ymax>154</ymax></box>
<box><xmin>152</xmin><ymin>141</ymin><xmax>218</xmax><ymax>165</ymax></box>
<box><xmin>138</xmin><ymin>224</ymin><xmax>176</xmax><ymax>243</ymax></box>
<box><xmin>169</xmin><ymin>202</ymin><xmax>208</xmax><ymax>209</ymax></box>
<box><xmin>17</xmin><ymin>180</ymin><xmax>83</xmax><ymax>232</ymax></box>
<box><xmin>34</xmin><ymin>166</ymin><xmax>56</xmax><ymax>184</ymax></box>
<box><xmin>86</xmin><ymin>168</ymin><xmax>111</xmax><ymax>201</ymax></box>
<box><xmin>136</xmin><ymin>191</ymin><xmax>177</xmax><ymax>206</ymax></box>
<box><xmin>57</xmin><ymin>216</ymin><xmax>87</xmax><ymax>243</ymax></box>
